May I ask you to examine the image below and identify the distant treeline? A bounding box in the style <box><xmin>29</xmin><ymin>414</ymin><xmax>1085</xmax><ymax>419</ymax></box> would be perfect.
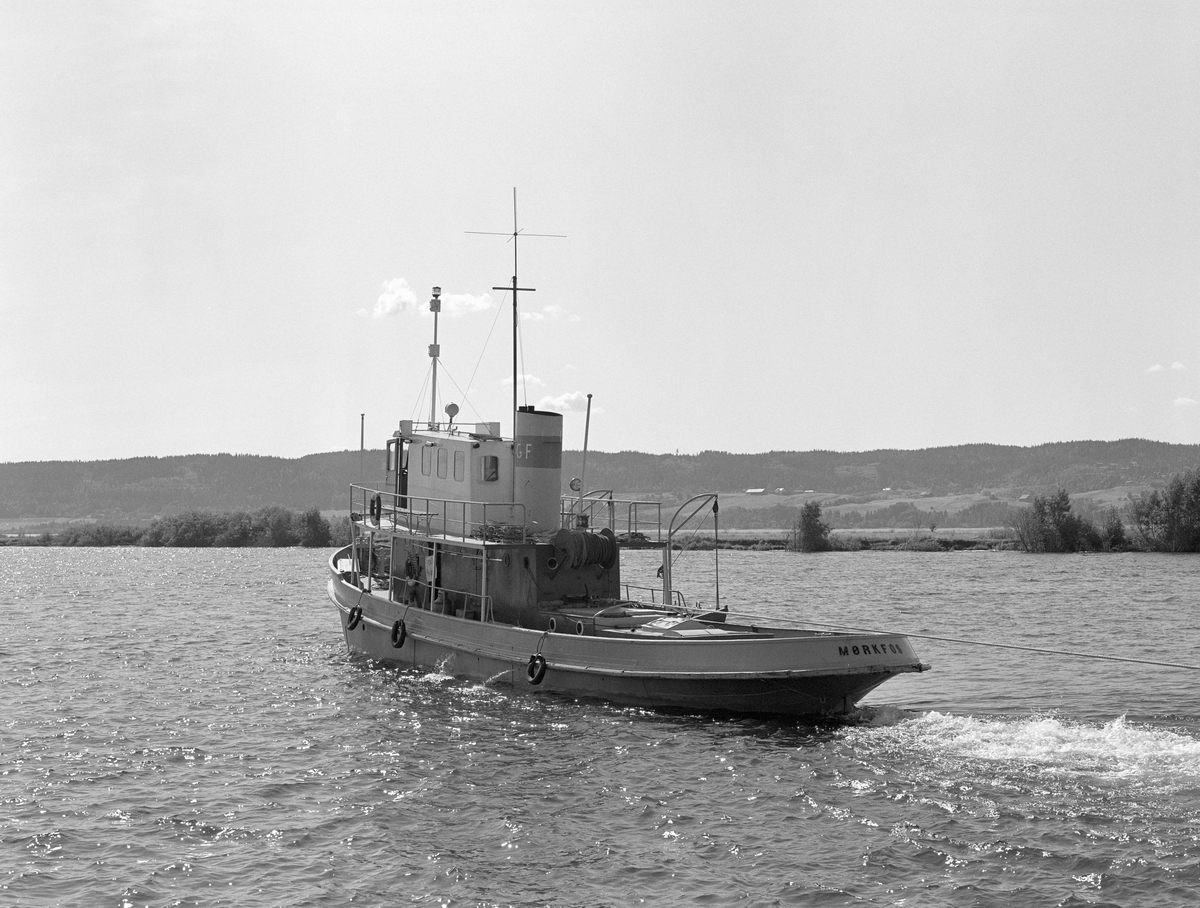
<box><xmin>1127</xmin><ymin>467</ymin><xmax>1200</xmax><ymax>552</ymax></box>
<box><xmin>919</xmin><ymin>468</ymin><xmax>1200</xmax><ymax>554</ymax></box>
<box><xmin>826</xmin><ymin>499</ymin><xmax>1015</xmax><ymax>530</ymax></box>
<box><xmin>787</xmin><ymin>466</ymin><xmax>1200</xmax><ymax>555</ymax></box>
<box><xmin>0</xmin><ymin>452</ymin><xmax>366</xmax><ymax>520</ymax></box>
<box><xmin>12</xmin><ymin>468</ymin><xmax>1200</xmax><ymax>555</ymax></box>
<box><xmin>564</xmin><ymin>438</ymin><xmax>1200</xmax><ymax>501</ymax></box>
<box><xmin>718</xmin><ymin>499</ymin><xmax>1017</xmax><ymax>530</ymax></box>
<box><xmin>1009</xmin><ymin>492</ymin><xmax>1126</xmax><ymax>553</ymax></box>
<box><xmin>4</xmin><ymin>507</ymin><xmax>352</xmax><ymax>548</ymax></box>
<box><xmin>7</xmin><ymin>438</ymin><xmax>1200</xmax><ymax>521</ymax></box>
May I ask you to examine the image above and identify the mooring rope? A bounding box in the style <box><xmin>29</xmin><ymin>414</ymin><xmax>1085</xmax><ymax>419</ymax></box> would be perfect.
<box><xmin>878</xmin><ymin>627</ymin><xmax>1200</xmax><ymax>672</ymax></box>
<box><xmin>718</xmin><ymin>611</ymin><xmax>1200</xmax><ymax>672</ymax></box>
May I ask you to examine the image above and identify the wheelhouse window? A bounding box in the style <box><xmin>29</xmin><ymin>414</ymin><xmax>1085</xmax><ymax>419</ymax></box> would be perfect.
<box><xmin>481</xmin><ymin>455</ymin><xmax>499</xmax><ymax>482</ymax></box>
<box><xmin>421</xmin><ymin>445</ymin><xmax>432</xmax><ymax>476</ymax></box>
<box><xmin>437</xmin><ymin>448</ymin><xmax>448</xmax><ymax>479</ymax></box>
<box><xmin>453</xmin><ymin>450</ymin><xmax>465</xmax><ymax>482</ymax></box>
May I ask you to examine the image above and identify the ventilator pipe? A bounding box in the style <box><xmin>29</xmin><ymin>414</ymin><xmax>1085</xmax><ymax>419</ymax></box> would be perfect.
<box><xmin>576</xmin><ymin>393</ymin><xmax>593</xmax><ymax>528</ymax></box>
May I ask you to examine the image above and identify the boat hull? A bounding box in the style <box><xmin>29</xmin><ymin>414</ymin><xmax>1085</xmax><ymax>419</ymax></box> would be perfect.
<box><xmin>328</xmin><ymin>560</ymin><xmax>925</xmax><ymax>717</ymax></box>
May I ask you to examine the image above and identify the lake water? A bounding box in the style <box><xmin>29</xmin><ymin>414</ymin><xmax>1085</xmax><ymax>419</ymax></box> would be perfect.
<box><xmin>3</xmin><ymin>547</ymin><xmax>1199</xmax><ymax>907</ymax></box>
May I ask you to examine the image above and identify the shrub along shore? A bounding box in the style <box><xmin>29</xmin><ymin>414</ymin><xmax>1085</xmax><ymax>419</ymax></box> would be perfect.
<box><xmin>7</xmin><ymin>465</ymin><xmax>1200</xmax><ymax>554</ymax></box>
<box><xmin>0</xmin><ymin>507</ymin><xmax>350</xmax><ymax>548</ymax></box>
<box><xmin>787</xmin><ymin>466</ymin><xmax>1200</xmax><ymax>554</ymax></box>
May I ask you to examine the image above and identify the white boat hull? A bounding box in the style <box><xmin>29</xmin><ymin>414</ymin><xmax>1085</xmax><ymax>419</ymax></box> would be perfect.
<box><xmin>328</xmin><ymin>555</ymin><xmax>927</xmax><ymax>717</ymax></box>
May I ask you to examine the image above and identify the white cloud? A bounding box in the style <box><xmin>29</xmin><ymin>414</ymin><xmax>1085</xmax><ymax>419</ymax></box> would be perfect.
<box><xmin>368</xmin><ymin>280</ymin><xmax>493</xmax><ymax>318</ymax></box>
<box><xmin>1174</xmin><ymin>398</ymin><xmax>1197</xmax><ymax>408</ymax></box>
<box><xmin>521</xmin><ymin>304</ymin><xmax>580</xmax><ymax>322</ymax></box>
<box><xmin>502</xmin><ymin>374</ymin><xmax>544</xmax><ymax>388</ymax></box>
<box><xmin>373</xmin><ymin>278</ymin><xmax>419</xmax><ymax>317</ymax></box>
<box><xmin>1147</xmin><ymin>364</ymin><xmax>1165</xmax><ymax>372</ymax></box>
<box><xmin>1173</xmin><ymin>362</ymin><xmax>1187</xmax><ymax>371</ymax></box>
<box><xmin>441</xmin><ymin>292</ymin><xmax>493</xmax><ymax>315</ymax></box>
<box><xmin>536</xmin><ymin>391</ymin><xmax>592</xmax><ymax>413</ymax></box>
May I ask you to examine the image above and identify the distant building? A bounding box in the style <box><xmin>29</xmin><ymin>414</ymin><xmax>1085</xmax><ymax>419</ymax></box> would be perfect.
<box><xmin>744</xmin><ymin>488</ymin><xmax>767</xmax><ymax>495</ymax></box>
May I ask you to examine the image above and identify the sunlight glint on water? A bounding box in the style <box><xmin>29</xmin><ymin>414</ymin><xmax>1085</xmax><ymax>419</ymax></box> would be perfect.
<box><xmin>2</xmin><ymin>547</ymin><xmax>1199</xmax><ymax>906</ymax></box>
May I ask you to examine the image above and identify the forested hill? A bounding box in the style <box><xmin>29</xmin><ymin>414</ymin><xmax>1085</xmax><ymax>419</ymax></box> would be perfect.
<box><xmin>0</xmin><ymin>452</ymin><xmax>368</xmax><ymax>519</ymax></box>
<box><xmin>561</xmin><ymin>439</ymin><xmax>1200</xmax><ymax>500</ymax></box>
<box><xmin>2</xmin><ymin>439</ymin><xmax>1198</xmax><ymax>519</ymax></box>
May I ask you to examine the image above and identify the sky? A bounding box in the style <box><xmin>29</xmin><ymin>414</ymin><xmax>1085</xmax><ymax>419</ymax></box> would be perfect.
<box><xmin>2</xmin><ymin>1</ymin><xmax>1198</xmax><ymax>463</ymax></box>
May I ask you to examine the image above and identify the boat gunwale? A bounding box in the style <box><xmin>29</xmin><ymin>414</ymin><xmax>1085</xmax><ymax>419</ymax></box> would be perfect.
<box><xmin>328</xmin><ymin>572</ymin><xmax>930</xmax><ymax>682</ymax></box>
<box><xmin>331</xmin><ymin>580</ymin><xmax>917</xmax><ymax>645</ymax></box>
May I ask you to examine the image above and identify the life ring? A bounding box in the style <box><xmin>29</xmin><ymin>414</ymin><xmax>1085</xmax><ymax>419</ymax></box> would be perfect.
<box><xmin>346</xmin><ymin>606</ymin><xmax>363</xmax><ymax>631</ymax></box>
<box><xmin>391</xmin><ymin>619</ymin><xmax>407</xmax><ymax>648</ymax></box>
<box><xmin>526</xmin><ymin>654</ymin><xmax>547</xmax><ymax>685</ymax></box>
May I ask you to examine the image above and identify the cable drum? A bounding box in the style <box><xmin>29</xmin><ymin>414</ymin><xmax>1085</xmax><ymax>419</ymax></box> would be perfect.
<box><xmin>552</xmin><ymin>528</ymin><xmax>618</xmax><ymax>570</ymax></box>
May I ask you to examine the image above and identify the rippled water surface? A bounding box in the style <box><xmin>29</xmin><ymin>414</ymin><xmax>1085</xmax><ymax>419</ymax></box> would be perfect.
<box><xmin>3</xmin><ymin>547</ymin><xmax>1199</xmax><ymax>907</ymax></box>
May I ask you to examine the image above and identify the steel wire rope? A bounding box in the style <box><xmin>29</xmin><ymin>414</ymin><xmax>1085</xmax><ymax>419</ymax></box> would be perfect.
<box><xmin>670</xmin><ymin>508</ymin><xmax>713</xmax><ymax>572</ymax></box>
<box><xmin>459</xmin><ymin>290</ymin><xmax>509</xmax><ymax>415</ymax></box>
<box><xmin>702</xmin><ymin>609</ymin><xmax>1200</xmax><ymax>673</ymax></box>
<box><xmin>851</xmin><ymin>626</ymin><xmax>1200</xmax><ymax>672</ymax></box>
<box><xmin>436</xmin><ymin>362</ymin><xmax>486</xmax><ymax>426</ymax></box>
<box><xmin>408</xmin><ymin>361</ymin><xmax>434</xmax><ymax>426</ymax></box>
<box><xmin>523</xmin><ymin>562</ymin><xmax>548</xmax><ymax>598</ymax></box>
<box><xmin>518</xmin><ymin>309</ymin><xmax>527</xmax><ymax>408</ymax></box>
<box><xmin>657</xmin><ymin>511</ymin><xmax>719</xmax><ymax>612</ymax></box>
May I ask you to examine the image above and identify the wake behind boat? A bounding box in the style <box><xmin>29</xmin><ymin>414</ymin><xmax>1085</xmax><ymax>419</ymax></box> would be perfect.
<box><xmin>328</xmin><ymin>252</ymin><xmax>929</xmax><ymax>715</ymax></box>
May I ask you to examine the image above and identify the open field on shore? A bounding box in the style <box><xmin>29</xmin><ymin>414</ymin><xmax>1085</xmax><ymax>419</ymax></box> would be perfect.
<box><xmin>683</xmin><ymin>526</ymin><xmax>1015</xmax><ymax>551</ymax></box>
<box><xmin>1</xmin><ymin>516</ymin><xmax>109</xmax><ymax>537</ymax></box>
<box><xmin>717</xmin><ymin>486</ymin><xmax>1150</xmax><ymax>514</ymax></box>
<box><xmin>4</xmin><ymin>517</ymin><xmax>1013</xmax><ymax>550</ymax></box>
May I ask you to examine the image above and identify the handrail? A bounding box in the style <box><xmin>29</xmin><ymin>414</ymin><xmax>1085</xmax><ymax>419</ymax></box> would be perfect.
<box><xmin>668</xmin><ymin>493</ymin><xmax>719</xmax><ymax>544</ymax></box>
<box><xmin>662</xmin><ymin>493</ymin><xmax>721</xmax><ymax>614</ymax></box>
<box><xmin>399</xmin><ymin>576</ymin><xmax>494</xmax><ymax>622</ymax></box>
<box><xmin>560</xmin><ymin>491</ymin><xmax>663</xmax><ymax>541</ymax></box>
<box><xmin>352</xmin><ymin>484</ymin><xmax>527</xmax><ymax>543</ymax></box>
<box><xmin>562</xmin><ymin>489</ymin><xmax>614</xmax><ymax>528</ymax></box>
<box><xmin>622</xmin><ymin>583</ymin><xmax>686</xmax><ymax>610</ymax></box>
<box><xmin>627</xmin><ymin>501</ymin><xmax>663</xmax><ymax>541</ymax></box>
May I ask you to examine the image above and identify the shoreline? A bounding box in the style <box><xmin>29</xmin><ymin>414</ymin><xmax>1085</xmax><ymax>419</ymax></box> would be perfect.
<box><xmin>677</xmin><ymin>527</ymin><xmax>1016</xmax><ymax>551</ymax></box>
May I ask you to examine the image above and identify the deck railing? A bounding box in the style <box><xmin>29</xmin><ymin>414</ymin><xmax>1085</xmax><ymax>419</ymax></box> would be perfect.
<box><xmin>351</xmin><ymin>484</ymin><xmax>527</xmax><ymax>543</ymax></box>
<box><xmin>622</xmin><ymin>583</ymin><xmax>687</xmax><ymax>610</ymax></box>
<box><xmin>560</xmin><ymin>491</ymin><xmax>663</xmax><ymax>542</ymax></box>
<box><xmin>397</xmin><ymin>576</ymin><xmax>495</xmax><ymax>622</ymax></box>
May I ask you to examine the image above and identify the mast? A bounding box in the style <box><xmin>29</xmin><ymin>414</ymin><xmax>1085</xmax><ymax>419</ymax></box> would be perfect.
<box><xmin>468</xmin><ymin>188</ymin><xmax>565</xmax><ymax>436</ymax></box>
<box><xmin>492</xmin><ymin>190</ymin><xmax>536</xmax><ymax>438</ymax></box>
<box><xmin>427</xmin><ymin>286</ymin><xmax>442</xmax><ymax>427</ymax></box>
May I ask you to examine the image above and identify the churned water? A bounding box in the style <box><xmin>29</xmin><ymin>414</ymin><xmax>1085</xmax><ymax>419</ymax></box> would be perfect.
<box><xmin>3</xmin><ymin>547</ymin><xmax>1199</xmax><ymax>907</ymax></box>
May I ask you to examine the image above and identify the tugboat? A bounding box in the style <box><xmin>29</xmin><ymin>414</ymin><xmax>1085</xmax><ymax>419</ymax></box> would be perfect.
<box><xmin>328</xmin><ymin>252</ymin><xmax>928</xmax><ymax>716</ymax></box>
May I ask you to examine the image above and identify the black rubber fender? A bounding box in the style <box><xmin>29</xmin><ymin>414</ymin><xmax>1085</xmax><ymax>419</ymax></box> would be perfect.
<box><xmin>526</xmin><ymin>653</ymin><xmax>547</xmax><ymax>685</ymax></box>
<box><xmin>391</xmin><ymin>619</ymin><xmax>407</xmax><ymax>649</ymax></box>
<box><xmin>346</xmin><ymin>606</ymin><xmax>363</xmax><ymax>631</ymax></box>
